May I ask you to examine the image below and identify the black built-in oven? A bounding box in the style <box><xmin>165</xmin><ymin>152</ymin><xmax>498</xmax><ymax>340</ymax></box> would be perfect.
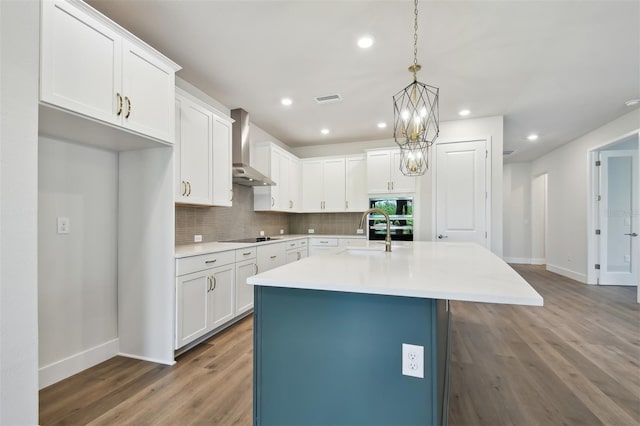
<box><xmin>368</xmin><ymin>197</ymin><xmax>414</xmax><ymax>241</ymax></box>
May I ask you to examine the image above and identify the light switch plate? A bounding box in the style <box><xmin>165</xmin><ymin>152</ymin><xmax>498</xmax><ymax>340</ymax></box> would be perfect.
<box><xmin>194</xmin><ymin>234</ymin><xmax>203</xmax><ymax>243</ymax></box>
<box><xmin>402</xmin><ymin>343</ymin><xmax>424</xmax><ymax>378</ymax></box>
<box><xmin>308</xmin><ymin>228</ymin><xmax>315</xmax><ymax>234</ymax></box>
<box><xmin>356</xmin><ymin>229</ymin><xmax>364</xmax><ymax>234</ymax></box>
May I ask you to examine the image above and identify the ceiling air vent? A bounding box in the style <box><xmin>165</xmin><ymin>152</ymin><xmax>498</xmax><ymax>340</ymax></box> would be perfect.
<box><xmin>315</xmin><ymin>94</ymin><xmax>342</xmax><ymax>104</ymax></box>
<box><xmin>503</xmin><ymin>150</ymin><xmax>515</xmax><ymax>156</ymax></box>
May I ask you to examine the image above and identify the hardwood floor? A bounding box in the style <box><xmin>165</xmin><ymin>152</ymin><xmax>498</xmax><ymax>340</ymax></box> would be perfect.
<box><xmin>40</xmin><ymin>265</ymin><xmax>639</xmax><ymax>425</ymax></box>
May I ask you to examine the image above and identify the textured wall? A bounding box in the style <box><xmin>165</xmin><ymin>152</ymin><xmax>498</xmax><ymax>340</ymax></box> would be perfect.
<box><xmin>289</xmin><ymin>212</ymin><xmax>363</xmax><ymax>235</ymax></box>
<box><xmin>176</xmin><ymin>185</ymin><xmax>364</xmax><ymax>245</ymax></box>
<box><xmin>176</xmin><ymin>184</ymin><xmax>289</xmax><ymax>245</ymax></box>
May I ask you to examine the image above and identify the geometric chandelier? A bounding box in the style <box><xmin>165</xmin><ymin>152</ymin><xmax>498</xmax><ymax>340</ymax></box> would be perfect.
<box><xmin>393</xmin><ymin>0</ymin><xmax>439</xmax><ymax>176</ymax></box>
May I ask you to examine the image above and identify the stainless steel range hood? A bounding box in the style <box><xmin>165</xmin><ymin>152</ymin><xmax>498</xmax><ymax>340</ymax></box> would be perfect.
<box><xmin>231</xmin><ymin>108</ymin><xmax>275</xmax><ymax>187</ymax></box>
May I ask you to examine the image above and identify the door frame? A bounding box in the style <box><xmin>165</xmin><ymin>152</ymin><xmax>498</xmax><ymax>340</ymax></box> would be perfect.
<box><xmin>587</xmin><ymin>129</ymin><xmax>640</xmax><ymax>285</ymax></box>
<box><xmin>431</xmin><ymin>136</ymin><xmax>492</xmax><ymax>248</ymax></box>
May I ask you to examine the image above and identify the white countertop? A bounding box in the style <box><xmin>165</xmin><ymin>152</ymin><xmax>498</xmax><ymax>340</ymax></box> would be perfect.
<box><xmin>175</xmin><ymin>234</ymin><xmax>364</xmax><ymax>258</ymax></box>
<box><xmin>247</xmin><ymin>241</ymin><xmax>543</xmax><ymax>306</ymax></box>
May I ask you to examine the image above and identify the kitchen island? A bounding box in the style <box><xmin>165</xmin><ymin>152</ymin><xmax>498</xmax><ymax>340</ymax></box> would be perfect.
<box><xmin>248</xmin><ymin>241</ymin><xmax>543</xmax><ymax>426</ymax></box>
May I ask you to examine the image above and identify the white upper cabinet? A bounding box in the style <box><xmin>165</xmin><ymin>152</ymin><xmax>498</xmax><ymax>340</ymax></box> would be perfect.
<box><xmin>367</xmin><ymin>149</ymin><xmax>416</xmax><ymax>194</ymax></box>
<box><xmin>301</xmin><ymin>158</ymin><xmax>346</xmax><ymax>212</ymax></box>
<box><xmin>253</xmin><ymin>143</ymin><xmax>300</xmax><ymax>212</ymax></box>
<box><xmin>212</xmin><ymin>116</ymin><xmax>233</xmax><ymax>207</ymax></box>
<box><xmin>345</xmin><ymin>155</ymin><xmax>368</xmax><ymax>211</ymax></box>
<box><xmin>175</xmin><ymin>89</ymin><xmax>233</xmax><ymax>206</ymax></box>
<box><xmin>175</xmin><ymin>92</ymin><xmax>213</xmax><ymax>205</ymax></box>
<box><xmin>40</xmin><ymin>0</ymin><xmax>180</xmax><ymax>145</ymax></box>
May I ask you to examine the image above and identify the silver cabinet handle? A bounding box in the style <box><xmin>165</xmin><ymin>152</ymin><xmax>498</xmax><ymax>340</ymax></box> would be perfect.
<box><xmin>290</xmin><ymin>243</ymin><xmax>296</xmax><ymax>247</ymax></box>
<box><xmin>270</xmin><ymin>255</ymin><xmax>277</xmax><ymax>259</ymax></box>
<box><xmin>242</xmin><ymin>252</ymin><xmax>252</xmax><ymax>256</ymax></box>
<box><xmin>254</xmin><ymin>264</ymin><xmax>259</xmax><ymax>274</ymax></box>
<box><xmin>181</xmin><ymin>181</ymin><xmax>187</xmax><ymax>196</ymax></box>
<box><xmin>205</xmin><ymin>259</ymin><xmax>217</xmax><ymax>264</ymax></box>
<box><xmin>289</xmin><ymin>200</ymin><xmax>293</xmax><ymax>209</ymax></box>
<box><xmin>387</xmin><ymin>182</ymin><xmax>390</xmax><ymax>191</ymax></box>
<box><xmin>624</xmin><ymin>233</ymin><xmax>638</xmax><ymax>237</ymax></box>
<box><xmin>320</xmin><ymin>240</ymin><xmax>328</xmax><ymax>244</ymax></box>
<box><xmin>437</xmin><ymin>234</ymin><xmax>448</xmax><ymax>239</ymax></box>
<box><xmin>211</xmin><ymin>275</ymin><xmax>217</xmax><ymax>291</ymax></box>
<box><xmin>391</xmin><ymin>182</ymin><xmax>394</xmax><ymax>190</ymax></box>
<box><xmin>271</xmin><ymin>196</ymin><xmax>275</xmax><ymax>207</ymax></box>
<box><xmin>207</xmin><ymin>276</ymin><xmax>212</xmax><ymax>292</ymax></box>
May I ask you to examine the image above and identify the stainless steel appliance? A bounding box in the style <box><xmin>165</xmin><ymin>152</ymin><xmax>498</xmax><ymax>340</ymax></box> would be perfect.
<box><xmin>367</xmin><ymin>197</ymin><xmax>414</xmax><ymax>241</ymax></box>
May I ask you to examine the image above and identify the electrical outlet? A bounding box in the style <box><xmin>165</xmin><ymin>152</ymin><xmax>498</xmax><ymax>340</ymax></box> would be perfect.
<box><xmin>260</xmin><ymin>230</ymin><xmax>265</xmax><ymax>237</ymax></box>
<box><xmin>356</xmin><ymin>228</ymin><xmax>364</xmax><ymax>234</ymax></box>
<box><xmin>280</xmin><ymin>229</ymin><xmax>284</xmax><ymax>234</ymax></box>
<box><xmin>308</xmin><ymin>228</ymin><xmax>315</xmax><ymax>234</ymax></box>
<box><xmin>57</xmin><ymin>217</ymin><xmax>70</xmax><ymax>234</ymax></box>
<box><xmin>194</xmin><ymin>234</ymin><xmax>203</xmax><ymax>243</ymax></box>
<box><xmin>402</xmin><ymin>343</ymin><xmax>424</xmax><ymax>378</ymax></box>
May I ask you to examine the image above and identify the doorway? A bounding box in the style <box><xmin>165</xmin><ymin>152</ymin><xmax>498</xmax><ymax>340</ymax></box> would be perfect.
<box><xmin>531</xmin><ymin>173</ymin><xmax>547</xmax><ymax>265</ymax></box>
<box><xmin>589</xmin><ymin>133</ymin><xmax>639</xmax><ymax>287</ymax></box>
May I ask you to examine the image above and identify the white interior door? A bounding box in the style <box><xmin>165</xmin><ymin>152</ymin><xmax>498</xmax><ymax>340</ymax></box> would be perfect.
<box><xmin>435</xmin><ymin>140</ymin><xmax>487</xmax><ymax>246</ymax></box>
<box><xmin>599</xmin><ymin>150</ymin><xmax>639</xmax><ymax>286</ymax></box>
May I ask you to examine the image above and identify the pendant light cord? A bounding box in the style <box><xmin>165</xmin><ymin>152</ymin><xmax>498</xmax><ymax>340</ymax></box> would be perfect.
<box><xmin>413</xmin><ymin>0</ymin><xmax>419</xmax><ymax>81</ymax></box>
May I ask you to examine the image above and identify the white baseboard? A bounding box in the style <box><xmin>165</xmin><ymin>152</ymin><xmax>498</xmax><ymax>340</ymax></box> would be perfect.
<box><xmin>546</xmin><ymin>264</ymin><xmax>587</xmax><ymax>283</ymax></box>
<box><xmin>531</xmin><ymin>258</ymin><xmax>546</xmax><ymax>265</ymax></box>
<box><xmin>118</xmin><ymin>352</ymin><xmax>175</xmax><ymax>366</ymax></box>
<box><xmin>504</xmin><ymin>257</ymin><xmax>532</xmax><ymax>264</ymax></box>
<box><xmin>39</xmin><ymin>338</ymin><xmax>119</xmax><ymax>389</ymax></box>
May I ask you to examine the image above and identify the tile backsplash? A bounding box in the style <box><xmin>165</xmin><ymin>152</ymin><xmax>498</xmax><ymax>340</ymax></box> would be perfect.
<box><xmin>175</xmin><ymin>184</ymin><xmax>365</xmax><ymax>245</ymax></box>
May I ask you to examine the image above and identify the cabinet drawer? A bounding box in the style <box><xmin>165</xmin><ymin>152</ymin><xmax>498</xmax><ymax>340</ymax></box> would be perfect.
<box><xmin>310</xmin><ymin>238</ymin><xmax>338</xmax><ymax>247</ymax></box>
<box><xmin>235</xmin><ymin>247</ymin><xmax>257</xmax><ymax>262</ymax></box>
<box><xmin>285</xmin><ymin>240</ymin><xmax>301</xmax><ymax>250</ymax></box>
<box><xmin>176</xmin><ymin>250</ymin><xmax>235</xmax><ymax>276</ymax></box>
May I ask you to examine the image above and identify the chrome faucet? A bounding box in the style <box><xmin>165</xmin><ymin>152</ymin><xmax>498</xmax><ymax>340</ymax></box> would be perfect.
<box><xmin>359</xmin><ymin>208</ymin><xmax>392</xmax><ymax>252</ymax></box>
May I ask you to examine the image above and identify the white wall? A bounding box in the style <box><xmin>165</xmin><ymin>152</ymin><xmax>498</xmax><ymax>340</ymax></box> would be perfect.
<box><xmin>503</xmin><ymin>162</ymin><xmax>532</xmax><ymax>263</ymax></box>
<box><xmin>38</xmin><ymin>138</ymin><xmax>119</xmax><ymax>387</ymax></box>
<box><xmin>294</xmin><ymin>116</ymin><xmax>504</xmax><ymax>255</ymax></box>
<box><xmin>0</xmin><ymin>0</ymin><xmax>40</xmax><ymax>423</ymax></box>
<box><xmin>532</xmin><ymin>109</ymin><xmax>640</xmax><ymax>283</ymax></box>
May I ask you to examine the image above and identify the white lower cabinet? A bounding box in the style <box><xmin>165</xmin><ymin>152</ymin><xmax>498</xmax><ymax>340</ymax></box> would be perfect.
<box><xmin>235</xmin><ymin>248</ymin><xmax>258</xmax><ymax>316</ymax></box>
<box><xmin>175</xmin><ymin>250</ymin><xmax>236</xmax><ymax>349</ymax></box>
<box><xmin>285</xmin><ymin>239</ymin><xmax>308</xmax><ymax>263</ymax></box>
<box><xmin>257</xmin><ymin>242</ymin><xmax>286</xmax><ymax>273</ymax></box>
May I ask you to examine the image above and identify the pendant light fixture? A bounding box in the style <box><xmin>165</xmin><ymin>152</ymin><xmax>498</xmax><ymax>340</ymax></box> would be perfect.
<box><xmin>393</xmin><ymin>0</ymin><xmax>439</xmax><ymax>176</ymax></box>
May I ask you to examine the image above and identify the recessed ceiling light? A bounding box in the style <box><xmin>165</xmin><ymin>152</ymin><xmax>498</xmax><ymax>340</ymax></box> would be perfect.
<box><xmin>459</xmin><ymin>109</ymin><xmax>470</xmax><ymax>116</ymax></box>
<box><xmin>357</xmin><ymin>36</ymin><xmax>374</xmax><ymax>49</ymax></box>
<box><xmin>321</xmin><ymin>128</ymin><xmax>330</xmax><ymax>135</ymax></box>
<box><xmin>527</xmin><ymin>134</ymin><xmax>539</xmax><ymax>141</ymax></box>
<box><xmin>625</xmin><ymin>99</ymin><xmax>640</xmax><ymax>107</ymax></box>
<box><xmin>281</xmin><ymin>98</ymin><xmax>292</xmax><ymax>106</ymax></box>
<box><xmin>377</xmin><ymin>122</ymin><xmax>387</xmax><ymax>129</ymax></box>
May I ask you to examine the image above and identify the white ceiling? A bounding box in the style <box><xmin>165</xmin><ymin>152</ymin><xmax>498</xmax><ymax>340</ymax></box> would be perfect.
<box><xmin>87</xmin><ymin>0</ymin><xmax>639</xmax><ymax>162</ymax></box>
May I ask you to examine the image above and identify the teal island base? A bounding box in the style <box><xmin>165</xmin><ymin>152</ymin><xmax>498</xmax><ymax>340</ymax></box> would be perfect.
<box><xmin>253</xmin><ymin>285</ymin><xmax>451</xmax><ymax>426</ymax></box>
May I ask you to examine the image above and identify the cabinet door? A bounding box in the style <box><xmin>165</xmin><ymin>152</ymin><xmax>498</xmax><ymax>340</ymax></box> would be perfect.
<box><xmin>208</xmin><ymin>264</ymin><xmax>235</xmax><ymax>330</ymax></box>
<box><xmin>302</xmin><ymin>160</ymin><xmax>324</xmax><ymax>212</ymax></box>
<box><xmin>367</xmin><ymin>151</ymin><xmax>392</xmax><ymax>193</ymax></box>
<box><xmin>346</xmin><ymin>156</ymin><xmax>368</xmax><ymax>211</ymax></box>
<box><xmin>121</xmin><ymin>40</ymin><xmax>176</xmax><ymax>142</ymax></box>
<box><xmin>270</xmin><ymin>149</ymin><xmax>282</xmax><ymax>209</ymax></box>
<box><xmin>41</xmin><ymin>0</ymin><xmax>122</xmax><ymax>126</ymax></box>
<box><xmin>212</xmin><ymin>116</ymin><xmax>233</xmax><ymax>206</ymax></box>
<box><xmin>289</xmin><ymin>158</ymin><xmax>301</xmax><ymax>212</ymax></box>
<box><xmin>323</xmin><ymin>158</ymin><xmax>346</xmax><ymax>211</ymax></box>
<box><xmin>176</xmin><ymin>271</ymin><xmax>209</xmax><ymax>348</ymax></box>
<box><xmin>279</xmin><ymin>154</ymin><xmax>291</xmax><ymax>210</ymax></box>
<box><xmin>175</xmin><ymin>95</ymin><xmax>213</xmax><ymax>205</ymax></box>
<box><xmin>257</xmin><ymin>243</ymin><xmax>286</xmax><ymax>273</ymax></box>
<box><xmin>390</xmin><ymin>150</ymin><xmax>417</xmax><ymax>193</ymax></box>
<box><xmin>235</xmin><ymin>260</ymin><xmax>257</xmax><ymax>315</ymax></box>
